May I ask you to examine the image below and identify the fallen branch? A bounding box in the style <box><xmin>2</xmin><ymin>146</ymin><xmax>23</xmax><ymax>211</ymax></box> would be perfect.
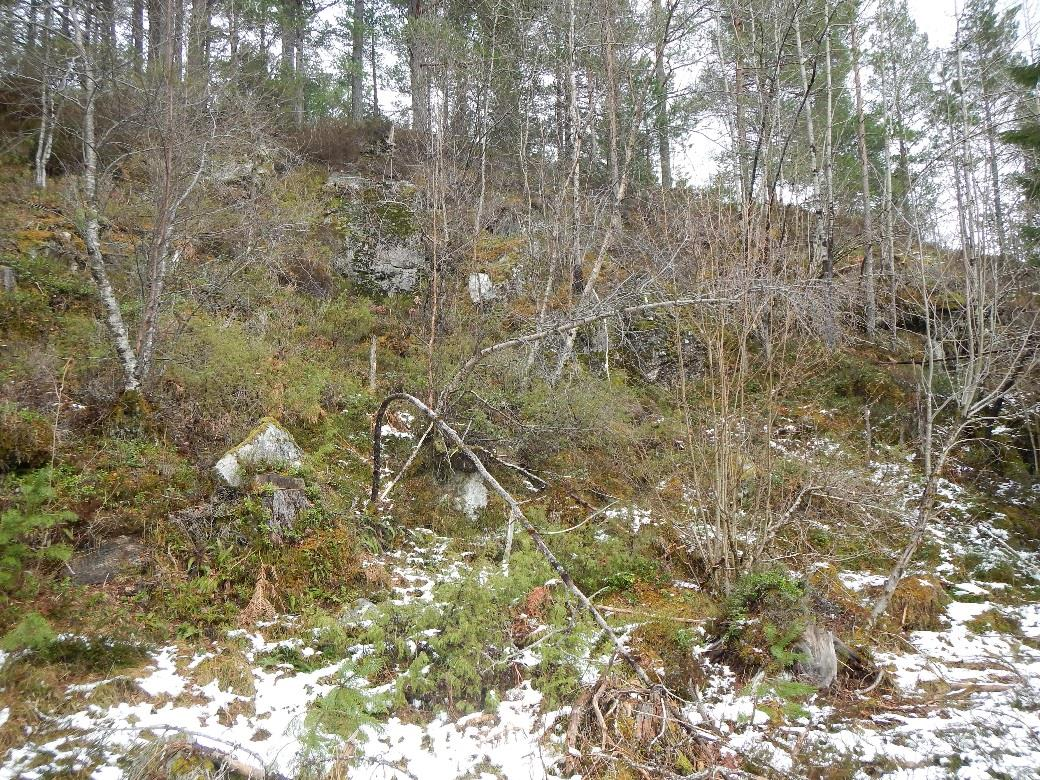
<box><xmin>370</xmin><ymin>392</ymin><xmax>658</xmax><ymax>689</ymax></box>
<box><xmin>378</xmin><ymin>421</ymin><xmax>434</xmax><ymax>502</ymax></box>
<box><xmin>440</xmin><ymin>296</ymin><xmax>735</xmax><ymax>401</ymax></box>
<box><xmin>371</xmin><ymin>296</ymin><xmax>733</xmax><ymax>504</ymax></box>
<box><xmin>176</xmin><ymin>739</ymin><xmax>288</xmax><ymax>780</ymax></box>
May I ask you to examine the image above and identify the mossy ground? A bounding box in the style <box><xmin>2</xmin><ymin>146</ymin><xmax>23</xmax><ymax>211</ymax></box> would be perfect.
<box><xmin>0</xmin><ymin>157</ymin><xmax>1037</xmax><ymax>777</ymax></box>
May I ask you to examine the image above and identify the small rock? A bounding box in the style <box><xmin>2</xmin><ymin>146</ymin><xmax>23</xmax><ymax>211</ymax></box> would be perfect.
<box><xmin>211</xmin><ymin>161</ymin><xmax>256</xmax><ymax>185</ymax></box>
<box><xmin>0</xmin><ymin>265</ymin><xmax>15</xmax><ymax>293</ymax></box>
<box><xmin>214</xmin><ymin>418</ymin><xmax>304</xmax><ymax>488</ymax></box>
<box><xmin>452</xmin><ymin>471</ymin><xmax>489</xmax><ymax>520</ymax></box>
<box><xmin>467</xmin><ymin>272</ymin><xmax>497</xmax><ymax>304</ymax></box>
<box><xmin>324</xmin><ymin>172</ymin><xmax>371</xmax><ymax>194</ymax></box>
<box><xmin>69</xmin><ymin>536</ymin><xmax>148</xmax><ymax>585</ymax></box>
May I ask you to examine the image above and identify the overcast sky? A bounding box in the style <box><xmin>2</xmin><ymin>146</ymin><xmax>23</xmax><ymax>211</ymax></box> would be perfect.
<box><xmin>673</xmin><ymin>0</ymin><xmax>1039</xmax><ymax>188</ymax></box>
<box><xmin>908</xmin><ymin>0</ymin><xmax>1039</xmax><ymax>53</ymax></box>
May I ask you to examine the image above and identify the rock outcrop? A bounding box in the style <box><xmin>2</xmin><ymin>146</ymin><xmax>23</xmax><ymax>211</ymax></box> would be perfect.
<box><xmin>328</xmin><ymin>176</ymin><xmax>426</xmax><ymax>295</ymax></box>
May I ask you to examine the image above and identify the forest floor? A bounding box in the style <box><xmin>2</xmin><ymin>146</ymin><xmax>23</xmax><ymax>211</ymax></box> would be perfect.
<box><xmin>1</xmin><ymin>444</ymin><xmax>1038</xmax><ymax>780</ymax></box>
<box><xmin>1</xmin><ymin>160</ymin><xmax>1039</xmax><ymax>779</ymax></box>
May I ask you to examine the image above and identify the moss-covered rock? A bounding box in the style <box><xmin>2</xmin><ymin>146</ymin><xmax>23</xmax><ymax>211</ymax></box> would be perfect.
<box><xmin>329</xmin><ymin>178</ymin><xmax>426</xmax><ymax>295</ymax></box>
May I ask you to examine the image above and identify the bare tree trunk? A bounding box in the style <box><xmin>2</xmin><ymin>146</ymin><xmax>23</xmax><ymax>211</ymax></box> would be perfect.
<box><xmin>368</xmin><ymin>334</ymin><xmax>377</xmax><ymax>391</ymax></box>
<box><xmin>132</xmin><ymin>0</ymin><xmax>144</xmax><ymax>74</ymax></box>
<box><xmin>73</xmin><ymin>15</ymin><xmax>142</xmax><ymax>393</ymax></box>
<box><xmin>408</xmin><ymin>0</ymin><xmax>429</xmax><ymax>133</ymax></box>
<box><xmin>33</xmin><ymin>3</ymin><xmax>54</xmax><ymax>189</ymax></box>
<box><xmin>159</xmin><ymin>0</ymin><xmax>175</xmax><ymax>76</ymax></box>
<box><xmin>652</xmin><ymin>0</ymin><xmax>672</xmax><ymax>189</ymax></box>
<box><xmin>794</xmin><ymin>15</ymin><xmax>830</xmax><ymax>301</ymax></box>
<box><xmin>981</xmin><ymin>83</ymin><xmax>1007</xmax><ymax>261</ymax></box>
<box><xmin>880</xmin><ymin>59</ymin><xmax>898</xmax><ymax>345</ymax></box>
<box><xmin>280</xmin><ymin>0</ymin><xmax>296</xmax><ymax>76</ymax></box>
<box><xmin>294</xmin><ymin>24</ymin><xmax>306</xmax><ymax>125</ymax></box>
<box><xmin>27</xmin><ymin>0</ymin><xmax>39</xmax><ymax>51</ymax></box>
<box><xmin>147</xmin><ymin>0</ymin><xmax>160</xmax><ymax>71</ymax></box>
<box><xmin>824</xmin><ymin>27</ymin><xmax>836</xmax><ymax>293</ymax></box>
<box><xmin>350</xmin><ymin>0</ymin><xmax>364</xmax><ymax>121</ymax></box>
<box><xmin>187</xmin><ymin>0</ymin><xmax>209</xmax><ymax>79</ymax></box>
<box><xmin>370</xmin><ymin>16</ymin><xmax>379</xmax><ymax>115</ymax></box>
<box><xmin>852</xmin><ymin>18</ymin><xmax>876</xmax><ymax>337</ymax></box>
<box><xmin>228</xmin><ymin>0</ymin><xmax>239</xmax><ymax>68</ymax></box>
<box><xmin>603</xmin><ymin>11</ymin><xmax>619</xmax><ymax>187</ymax></box>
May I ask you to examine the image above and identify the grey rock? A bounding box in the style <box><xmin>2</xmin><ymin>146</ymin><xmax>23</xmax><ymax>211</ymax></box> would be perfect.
<box><xmin>211</xmin><ymin>161</ymin><xmax>257</xmax><ymax>185</ymax></box>
<box><xmin>370</xmin><ymin>244</ymin><xmax>424</xmax><ymax>293</ymax></box>
<box><xmin>452</xmin><ymin>471</ymin><xmax>488</xmax><ymax>521</ymax></box>
<box><xmin>330</xmin><ymin>177</ymin><xmax>426</xmax><ymax>295</ymax></box>
<box><xmin>325</xmin><ymin>173</ymin><xmax>371</xmax><ymax>194</ymax></box>
<box><xmin>467</xmin><ymin>272</ymin><xmax>497</xmax><ymax>304</ymax></box>
<box><xmin>263</xmin><ymin>488</ymin><xmax>312</xmax><ymax>537</ymax></box>
<box><xmin>253</xmin><ymin>472</ymin><xmax>306</xmax><ymax>490</ymax></box>
<box><xmin>0</xmin><ymin>266</ymin><xmax>15</xmax><ymax>293</ymax></box>
<box><xmin>618</xmin><ymin>316</ymin><xmax>705</xmax><ymax>386</ymax></box>
<box><xmin>214</xmin><ymin>419</ymin><xmax>304</xmax><ymax>488</ymax></box>
<box><xmin>69</xmin><ymin>536</ymin><xmax>148</xmax><ymax>585</ymax></box>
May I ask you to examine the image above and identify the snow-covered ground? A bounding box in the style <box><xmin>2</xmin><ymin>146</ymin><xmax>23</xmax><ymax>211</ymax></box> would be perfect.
<box><xmin>0</xmin><ymin>533</ymin><xmax>567</xmax><ymax>780</ymax></box>
<box><xmin>1</xmin><ymin>471</ymin><xmax>1038</xmax><ymax>779</ymax></box>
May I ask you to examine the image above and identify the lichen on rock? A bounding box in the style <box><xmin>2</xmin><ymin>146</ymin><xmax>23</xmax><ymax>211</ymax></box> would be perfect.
<box><xmin>214</xmin><ymin>417</ymin><xmax>304</xmax><ymax>488</ymax></box>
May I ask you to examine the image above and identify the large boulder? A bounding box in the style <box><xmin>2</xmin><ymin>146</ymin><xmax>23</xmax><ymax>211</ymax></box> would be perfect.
<box><xmin>328</xmin><ymin>177</ymin><xmax>426</xmax><ymax>295</ymax></box>
<box><xmin>214</xmin><ymin>418</ymin><xmax>304</xmax><ymax>488</ymax></box>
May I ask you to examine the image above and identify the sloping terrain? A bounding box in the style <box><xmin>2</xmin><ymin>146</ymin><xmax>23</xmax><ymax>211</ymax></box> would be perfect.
<box><xmin>1</xmin><ymin>413</ymin><xmax>1037</xmax><ymax>779</ymax></box>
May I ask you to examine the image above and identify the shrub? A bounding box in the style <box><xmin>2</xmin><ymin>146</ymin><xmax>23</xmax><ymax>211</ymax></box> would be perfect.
<box><xmin>889</xmin><ymin>576</ymin><xmax>949</xmax><ymax>631</ymax></box>
<box><xmin>718</xmin><ymin>569</ymin><xmax>809</xmax><ymax>673</ymax></box>
<box><xmin>316</xmin><ymin>296</ymin><xmax>375</xmax><ymax>347</ymax></box>
<box><xmin>0</xmin><ymin>404</ymin><xmax>51</xmax><ymax>472</ymax></box>
<box><xmin>1</xmin><ymin>611</ymin><xmax>56</xmax><ymax>651</ymax></box>
<box><xmin>0</xmin><ymin>469</ymin><xmax>74</xmax><ymax>595</ymax></box>
<box><xmin>357</xmin><ymin>547</ymin><xmax>593</xmax><ymax>714</ymax></box>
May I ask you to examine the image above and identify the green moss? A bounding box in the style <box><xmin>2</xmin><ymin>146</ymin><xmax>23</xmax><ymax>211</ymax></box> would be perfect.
<box><xmin>372</xmin><ymin>200</ymin><xmax>417</xmax><ymax>240</ymax></box>
<box><xmin>966</xmin><ymin>608</ymin><xmax>1021</xmax><ymax>635</ymax></box>
<box><xmin>105</xmin><ymin>389</ymin><xmax>153</xmax><ymax>438</ymax></box>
